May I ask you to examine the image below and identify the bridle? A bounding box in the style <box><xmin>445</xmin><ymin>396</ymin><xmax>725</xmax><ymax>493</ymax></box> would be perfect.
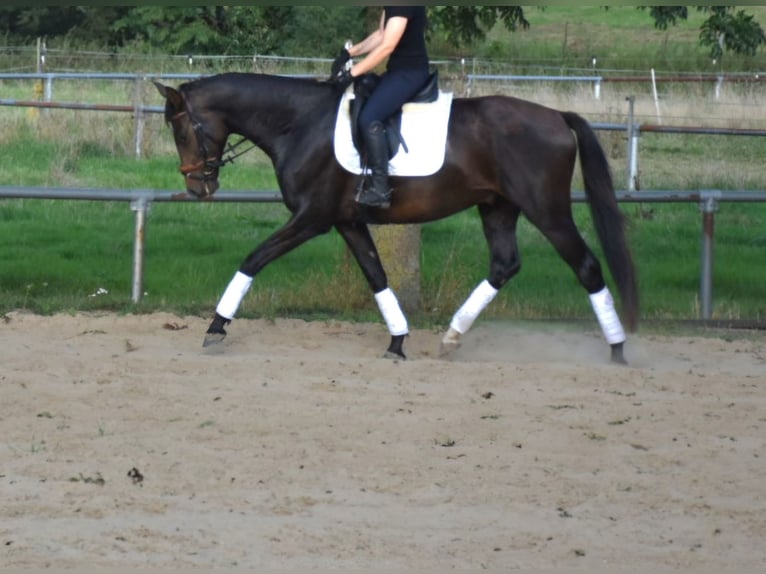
<box><xmin>170</xmin><ymin>97</ymin><xmax>256</xmax><ymax>197</ymax></box>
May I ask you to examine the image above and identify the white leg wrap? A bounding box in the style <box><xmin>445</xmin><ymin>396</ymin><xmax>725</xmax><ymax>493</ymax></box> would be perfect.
<box><xmin>374</xmin><ymin>288</ymin><xmax>408</xmax><ymax>337</ymax></box>
<box><xmin>216</xmin><ymin>271</ymin><xmax>253</xmax><ymax>320</ymax></box>
<box><xmin>589</xmin><ymin>286</ymin><xmax>626</xmax><ymax>345</ymax></box>
<box><xmin>449</xmin><ymin>279</ymin><xmax>499</xmax><ymax>335</ymax></box>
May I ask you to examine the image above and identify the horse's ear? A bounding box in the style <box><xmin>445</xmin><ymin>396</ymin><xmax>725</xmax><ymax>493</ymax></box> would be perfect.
<box><xmin>153</xmin><ymin>80</ymin><xmax>169</xmax><ymax>98</ymax></box>
<box><xmin>153</xmin><ymin>81</ymin><xmax>184</xmax><ymax>110</ymax></box>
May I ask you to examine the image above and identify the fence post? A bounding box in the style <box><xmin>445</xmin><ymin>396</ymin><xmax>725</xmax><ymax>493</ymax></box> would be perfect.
<box><xmin>699</xmin><ymin>192</ymin><xmax>719</xmax><ymax>320</ymax></box>
<box><xmin>626</xmin><ymin>96</ymin><xmax>639</xmax><ymax>191</ymax></box>
<box><xmin>130</xmin><ymin>196</ymin><xmax>150</xmax><ymax>303</ymax></box>
<box><xmin>133</xmin><ymin>77</ymin><xmax>145</xmax><ymax>159</ymax></box>
<box><xmin>651</xmin><ymin>68</ymin><xmax>662</xmax><ymax>124</ymax></box>
<box><xmin>371</xmin><ymin>224</ymin><xmax>421</xmax><ymax>314</ymax></box>
<box><xmin>715</xmin><ymin>75</ymin><xmax>724</xmax><ymax>100</ymax></box>
<box><xmin>44</xmin><ymin>76</ymin><xmax>53</xmax><ymax>103</ymax></box>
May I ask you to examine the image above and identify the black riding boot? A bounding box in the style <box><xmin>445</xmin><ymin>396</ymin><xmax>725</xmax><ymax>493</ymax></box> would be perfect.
<box><xmin>356</xmin><ymin>121</ymin><xmax>392</xmax><ymax>209</ymax></box>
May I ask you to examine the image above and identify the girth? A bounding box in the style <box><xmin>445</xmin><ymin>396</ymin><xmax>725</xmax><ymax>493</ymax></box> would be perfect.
<box><xmin>349</xmin><ymin>70</ymin><xmax>439</xmax><ymax>160</ymax></box>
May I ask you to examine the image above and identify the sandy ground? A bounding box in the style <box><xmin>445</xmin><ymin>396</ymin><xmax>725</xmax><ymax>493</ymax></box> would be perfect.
<box><xmin>0</xmin><ymin>311</ymin><xmax>764</xmax><ymax>569</ymax></box>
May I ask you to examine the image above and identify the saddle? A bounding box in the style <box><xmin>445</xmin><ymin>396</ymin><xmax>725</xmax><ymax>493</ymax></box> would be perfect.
<box><xmin>350</xmin><ymin>70</ymin><xmax>439</xmax><ymax>159</ymax></box>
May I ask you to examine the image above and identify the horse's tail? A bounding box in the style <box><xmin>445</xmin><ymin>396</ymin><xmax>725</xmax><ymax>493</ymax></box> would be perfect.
<box><xmin>562</xmin><ymin>111</ymin><xmax>639</xmax><ymax>332</ymax></box>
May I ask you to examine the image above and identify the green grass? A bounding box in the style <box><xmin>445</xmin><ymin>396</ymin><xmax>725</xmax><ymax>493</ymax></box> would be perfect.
<box><xmin>1</xmin><ymin>165</ymin><xmax>764</xmax><ymax>324</ymax></box>
<box><xmin>476</xmin><ymin>6</ymin><xmax>766</xmax><ymax>73</ymax></box>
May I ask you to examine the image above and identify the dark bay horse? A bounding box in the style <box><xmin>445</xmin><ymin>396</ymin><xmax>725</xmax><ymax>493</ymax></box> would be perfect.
<box><xmin>154</xmin><ymin>72</ymin><xmax>638</xmax><ymax>364</ymax></box>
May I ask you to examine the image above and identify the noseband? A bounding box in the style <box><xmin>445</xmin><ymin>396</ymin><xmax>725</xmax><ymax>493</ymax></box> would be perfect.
<box><xmin>171</xmin><ymin>106</ymin><xmax>222</xmax><ymax>197</ymax></box>
<box><xmin>171</xmin><ymin>100</ymin><xmax>256</xmax><ymax>198</ymax></box>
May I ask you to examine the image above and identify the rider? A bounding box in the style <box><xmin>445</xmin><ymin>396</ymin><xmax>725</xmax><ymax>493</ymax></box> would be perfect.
<box><xmin>331</xmin><ymin>6</ymin><xmax>430</xmax><ymax>209</ymax></box>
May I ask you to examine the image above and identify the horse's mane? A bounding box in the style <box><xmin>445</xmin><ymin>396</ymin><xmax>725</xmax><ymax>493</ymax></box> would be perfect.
<box><xmin>179</xmin><ymin>72</ymin><xmax>339</xmax><ymax>113</ymax></box>
<box><xmin>173</xmin><ymin>72</ymin><xmax>341</xmax><ymax>153</ymax></box>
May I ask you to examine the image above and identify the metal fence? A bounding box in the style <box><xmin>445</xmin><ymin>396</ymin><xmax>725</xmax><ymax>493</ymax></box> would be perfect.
<box><xmin>1</xmin><ymin>185</ymin><xmax>762</xmax><ymax>321</ymax></box>
<box><xmin>1</xmin><ymin>72</ymin><xmax>764</xmax><ymax>320</ymax></box>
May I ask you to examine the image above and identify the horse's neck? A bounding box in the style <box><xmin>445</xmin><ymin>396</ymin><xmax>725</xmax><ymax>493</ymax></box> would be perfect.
<box><xmin>226</xmin><ymin>76</ymin><xmax>336</xmax><ymax>159</ymax></box>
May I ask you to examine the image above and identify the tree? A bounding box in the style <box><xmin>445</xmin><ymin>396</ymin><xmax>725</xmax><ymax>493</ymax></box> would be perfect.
<box><xmin>428</xmin><ymin>6</ymin><xmax>529</xmax><ymax>47</ymax></box>
<box><xmin>643</xmin><ymin>6</ymin><xmax>765</xmax><ymax>59</ymax></box>
<box><xmin>699</xmin><ymin>7</ymin><xmax>766</xmax><ymax>59</ymax></box>
<box><xmin>1</xmin><ymin>6</ymin><xmax>763</xmax><ymax>61</ymax></box>
<box><xmin>111</xmin><ymin>7</ymin><xmax>263</xmax><ymax>54</ymax></box>
<box><xmin>96</xmin><ymin>6</ymin><xmax>364</xmax><ymax>56</ymax></box>
<box><xmin>268</xmin><ymin>7</ymin><xmax>367</xmax><ymax>57</ymax></box>
<box><xmin>0</xmin><ymin>7</ymin><xmax>87</xmax><ymax>41</ymax></box>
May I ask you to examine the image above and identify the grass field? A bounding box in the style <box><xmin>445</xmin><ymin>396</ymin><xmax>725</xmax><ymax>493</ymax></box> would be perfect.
<box><xmin>1</xmin><ymin>191</ymin><xmax>764</xmax><ymax>324</ymax></box>
<box><xmin>1</xmin><ymin>10</ymin><xmax>765</xmax><ymax>325</ymax></box>
<box><xmin>477</xmin><ymin>6</ymin><xmax>766</xmax><ymax>73</ymax></box>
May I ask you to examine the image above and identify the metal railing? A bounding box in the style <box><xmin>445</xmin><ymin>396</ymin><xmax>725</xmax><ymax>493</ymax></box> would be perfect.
<box><xmin>0</xmin><ymin>187</ymin><xmax>281</xmax><ymax>303</ymax></box>
<box><xmin>1</xmin><ymin>185</ymin><xmax>762</xmax><ymax>320</ymax></box>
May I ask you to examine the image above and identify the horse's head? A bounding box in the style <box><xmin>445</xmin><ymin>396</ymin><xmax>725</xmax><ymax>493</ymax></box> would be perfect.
<box><xmin>154</xmin><ymin>80</ymin><xmax>225</xmax><ymax>199</ymax></box>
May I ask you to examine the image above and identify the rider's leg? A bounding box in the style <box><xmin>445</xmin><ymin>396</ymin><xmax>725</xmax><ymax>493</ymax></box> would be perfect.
<box><xmin>358</xmin><ymin>120</ymin><xmax>391</xmax><ymax>208</ymax></box>
<box><xmin>356</xmin><ymin>68</ymin><xmax>429</xmax><ymax>208</ymax></box>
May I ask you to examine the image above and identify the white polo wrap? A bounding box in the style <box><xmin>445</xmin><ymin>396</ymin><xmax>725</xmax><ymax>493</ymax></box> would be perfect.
<box><xmin>374</xmin><ymin>288</ymin><xmax>408</xmax><ymax>336</ymax></box>
<box><xmin>216</xmin><ymin>271</ymin><xmax>253</xmax><ymax>320</ymax></box>
<box><xmin>589</xmin><ymin>286</ymin><xmax>626</xmax><ymax>345</ymax></box>
<box><xmin>450</xmin><ymin>279</ymin><xmax>499</xmax><ymax>334</ymax></box>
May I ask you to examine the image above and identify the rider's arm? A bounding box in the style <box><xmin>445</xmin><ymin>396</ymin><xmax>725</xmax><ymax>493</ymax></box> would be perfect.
<box><xmin>348</xmin><ymin>11</ymin><xmax>385</xmax><ymax>58</ymax></box>
<box><xmin>350</xmin><ymin>14</ymin><xmax>408</xmax><ymax>77</ymax></box>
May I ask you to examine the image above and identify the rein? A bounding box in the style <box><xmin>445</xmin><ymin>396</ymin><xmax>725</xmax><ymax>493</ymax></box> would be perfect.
<box><xmin>219</xmin><ymin>137</ymin><xmax>256</xmax><ymax>167</ymax></box>
<box><xmin>176</xmin><ymin>135</ymin><xmax>254</xmax><ymax>175</ymax></box>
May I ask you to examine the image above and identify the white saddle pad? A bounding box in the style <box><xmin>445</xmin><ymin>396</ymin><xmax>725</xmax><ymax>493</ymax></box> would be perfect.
<box><xmin>333</xmin><ymin>86</ymin><xmax>453</xmax><ymax>177</ymax></box>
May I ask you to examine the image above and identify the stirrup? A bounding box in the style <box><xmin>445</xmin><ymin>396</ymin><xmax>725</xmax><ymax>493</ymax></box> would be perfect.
<box><xmin>355</xmin><ymin>180</ymin><xmax>391</xmax><ymax>209</ymax></box>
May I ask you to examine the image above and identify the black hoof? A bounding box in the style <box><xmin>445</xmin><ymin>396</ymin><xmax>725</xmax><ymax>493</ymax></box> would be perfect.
<box><xmin>610</xmin><ymin>342</ymin><xmax>628</xmax><ymax>366</ymax></box>
<box><xmin>203</xmin><ymin>332</ymin><xmax>226</xmax><ymax>347</ymax></box>
<box><xmin>203</xmin><ymin>314</ymin><xmax>230</xmax><ymax>348</ymax></box>
<box><xmin>384</xmin><ymin>334</ymin><xmax>407</xmax><ymax>360</ymax></box>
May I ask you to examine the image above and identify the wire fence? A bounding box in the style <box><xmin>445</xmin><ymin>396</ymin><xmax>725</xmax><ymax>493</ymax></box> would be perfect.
<box><xmin>0</xmin><ymin>185</ymin><xmax>761</xmax><ymax>321</ymax></box>
<box><xmin>2</xmin><ymin>44</ymin><xmax>764</xmax><ymax>85</ymax></box>
<box><xmin>3</xmin><ymin>71</ymin><xmax>765</xmax><ymax>195</ymax></box>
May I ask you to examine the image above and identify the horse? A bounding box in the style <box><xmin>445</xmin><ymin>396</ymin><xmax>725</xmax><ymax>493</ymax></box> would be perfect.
<box><xmin>154</xmin><ymin>72</ymin><xmax>639</xmax><ymax>364</ymax></box>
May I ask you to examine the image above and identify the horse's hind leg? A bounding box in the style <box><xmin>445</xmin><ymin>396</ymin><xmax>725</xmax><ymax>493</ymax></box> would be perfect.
<box><xmin>535</xmin><ymin>215</ymin><xmax>627</xmax><ymax>365</ymax></box>
<box><xmin>335</xmin><ymin>222</ymin><xmax>408</xmax><ymax>360</ymax></box>
<box><xmin>441</xmin><ymin>203</ymin><xmax>521</xmax><ymax>356</ymax></box>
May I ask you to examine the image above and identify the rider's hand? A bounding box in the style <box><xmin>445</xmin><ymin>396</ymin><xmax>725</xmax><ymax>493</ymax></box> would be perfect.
<box><xmin>328</xmin><ymin>67</ymin><xmax>354</xmax><ymax>89</ymax></box>
<box><xmin>330</xmin><ymin>48</ymin><xmax>351</xmax><ymax>78</ymax></box>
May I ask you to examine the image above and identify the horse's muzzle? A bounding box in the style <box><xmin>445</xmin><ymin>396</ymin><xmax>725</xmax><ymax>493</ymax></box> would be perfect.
<box><xmin>185</xmin><ymin>176</ymin><xmax>219</xmax><ymax>199</ymax></box>
<box><xmin>179</xmin><ymin>158</ymin><xmax>221</xmax><ymax>198</ymax></box>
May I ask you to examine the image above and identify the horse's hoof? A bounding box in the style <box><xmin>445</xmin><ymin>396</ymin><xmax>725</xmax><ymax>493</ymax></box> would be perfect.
<box><xmin>610</xmin><ymin>343</ymin><xmax>628</xmax><ymax>366</ymax></box>
<box><xmin>203</xmin><ymin>314</ymin><xmax>230</xmax><ymax>347</ymax></box>
<box><xmin>203</xmin><ymin>332</ymin><xmax>227</xmax><ymax>347</ymax></box>
<box><xmin>384</xmin><ymin>334</ymin><xmax>407</xmax><ymax>360</ymax></box>
<box><xmin>383</xmin><ymin>350</ymin><xmax>406</xmax><ymax>361</ymax></box>
<box><xmin>439</xmin><ymin>342</ymin><xmax>460</xmax><ymax>357</ymax></box>
<box><xmin>439</xmin><ymin>328</ymin><xmax>461</xmax><ymax>357</ymax></box>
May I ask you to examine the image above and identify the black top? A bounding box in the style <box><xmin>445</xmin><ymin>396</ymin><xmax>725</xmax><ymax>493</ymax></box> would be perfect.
<box><xmin>384</xmin><ymin>6</ymin><xmax>428</xmax><ymax>72</ymax></box>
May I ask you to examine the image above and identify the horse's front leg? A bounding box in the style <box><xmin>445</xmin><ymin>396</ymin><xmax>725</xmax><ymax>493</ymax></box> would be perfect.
<box><xmin>203</xmin><ymin>217</ymin><xmax>327</xmax><ymax>347</ymax></box>
<box><xmin>335</xmin><ymin>222</ymin><xmax>408</xmax><ymax>360</ymax></box>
